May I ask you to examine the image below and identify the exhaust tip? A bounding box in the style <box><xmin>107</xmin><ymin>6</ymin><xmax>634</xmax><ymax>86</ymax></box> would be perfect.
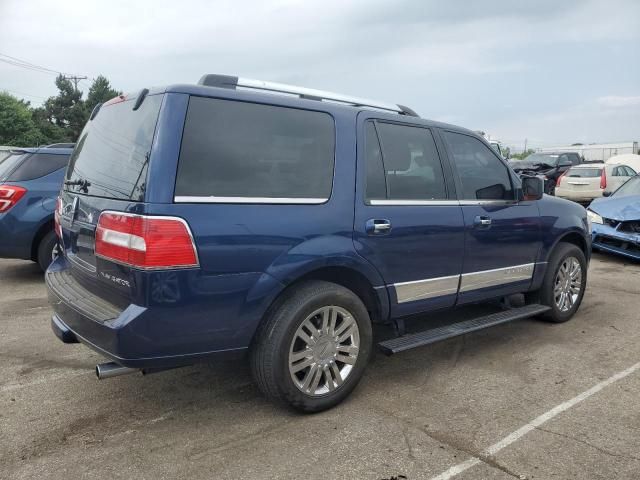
<box><xmin>96</xmin><ymin>362</ymin><xmax>137</xmax><ymax>380</ymax></box>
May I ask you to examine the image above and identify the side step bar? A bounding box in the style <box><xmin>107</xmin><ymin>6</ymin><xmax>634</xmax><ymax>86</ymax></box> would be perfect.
<box><xmin>378</xmin><ymin>304</ymin><xmax>551</xmax><ymax>355</ymax></box>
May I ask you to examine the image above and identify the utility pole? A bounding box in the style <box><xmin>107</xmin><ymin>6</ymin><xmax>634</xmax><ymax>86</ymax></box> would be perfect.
<box><xmin>524</xmin><ymin>138</ymin><xmax>528</xmax><ymax>152</ymax></box>
<box><xmin>63</xmin><ymin>75</ymin><xmax>88</xmax><ymax>93</ymax></box>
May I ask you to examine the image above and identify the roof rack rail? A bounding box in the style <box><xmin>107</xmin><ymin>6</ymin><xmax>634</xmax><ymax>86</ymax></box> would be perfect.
<box><xmin>197</xmin><ymin>74</ymin><xmax>419</xmax><ymax>117</ymax></box>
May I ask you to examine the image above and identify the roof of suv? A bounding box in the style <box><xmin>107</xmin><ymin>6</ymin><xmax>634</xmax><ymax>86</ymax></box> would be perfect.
<box><xmin>139</xmin><ymin>80</ymin><xmax>478</xmax><ymax>138</ymax></box>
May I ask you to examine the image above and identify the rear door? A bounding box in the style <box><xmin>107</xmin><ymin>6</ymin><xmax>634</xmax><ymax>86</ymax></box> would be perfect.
<box><xmin>609</xmin><ymin>166</ymin><xmax>634</xmax><ymax>192</ymax></box>
<box><xmin>563</xmin><ymin>166</ymin><xmax>602</xmax><ymax>195</ymax></box>
<box><xmin>354</xmin><ymin>116</ymin><xmax>465</xmax><ymax>317</ymax></box>
<box><xmin>59</xmin><ymin>93</ymin><xmax>164</xmax><ymax>301</ymax></box>
<box><xmin>440</xmin><ymin>130</ymin><xmax>542</xmax><ymax>304</ymax></box>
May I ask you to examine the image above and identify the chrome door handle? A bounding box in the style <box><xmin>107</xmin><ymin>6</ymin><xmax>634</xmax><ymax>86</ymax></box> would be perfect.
<box><xmin>474</xmin><ymin>215</ymin><xmax>492</xmax><ymax>227</ymax></box>
<box><xmin>366</xmin><ymin>219</ymin><xmax>392</xmax><ymax>235</ymax></box>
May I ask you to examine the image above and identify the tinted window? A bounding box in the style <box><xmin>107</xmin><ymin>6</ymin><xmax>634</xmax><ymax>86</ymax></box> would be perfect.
<box><xmin>375</xmin><ymin>122</ymin><xmax>447</xmax><ymax>200</ymax></box>
<box><xmin>624</xmin><ymin>166</ymin><xmax>636</xmax><ymax>176</ymax></box>
<box><xmin>0</xmin><ymin>152</ymin><xmax>27</xmax><ymax>181</ymax></box>
<box><xmin>443</xmin><ymin>131</ymin><xmax>513</xmax><ymax>200</ymax></box>
<box><xmin>176</xmin><ymin>97</ymin><xmax>335</xmax><ymax>200</ymax></box>
<box><xmin>364</xmin><ymin>122</ymin><xmax>386</xmax><ymax>200</ymax></box>
<box><xmin>8</xmin><ymin>153</ymin><xmax>68</xmax><ymax>181</ymax></box>
<box><xmin>568</xmin><ymin>153</ymin><xmax>581</xmax><ymax>165</ymax></box>
<box><xmin>65</xmin><ymin>94</ymin><xmax>163</xmax><ymax>201</ymax></box>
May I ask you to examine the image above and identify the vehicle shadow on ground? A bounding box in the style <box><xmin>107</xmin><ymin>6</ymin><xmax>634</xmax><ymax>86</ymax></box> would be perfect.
<box><xmin>0</xmin><ymin>260</ymin><xmax>44</xmax><ymax>284</ymax></box>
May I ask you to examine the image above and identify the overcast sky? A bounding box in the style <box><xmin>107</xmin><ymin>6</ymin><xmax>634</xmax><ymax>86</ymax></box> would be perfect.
<box><xmin>1</xmin><ymin>0</ymin><xmax>638</xmax><ymax>150</ymax></box>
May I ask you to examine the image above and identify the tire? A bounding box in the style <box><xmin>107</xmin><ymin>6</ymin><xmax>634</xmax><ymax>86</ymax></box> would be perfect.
<box><xmin>250</xmin><ymin>280</ymin><xmax>373</xmax><ymax>413</ymax></box>
<box><xmin>36</xmin><ymin>230</ymin><xmax>58</xmax><ymax>272</ymax></box>
<box><xmin>537</xmin><ymin>243</ymin><xmax>587</xmax><ymax>323</ymax></box>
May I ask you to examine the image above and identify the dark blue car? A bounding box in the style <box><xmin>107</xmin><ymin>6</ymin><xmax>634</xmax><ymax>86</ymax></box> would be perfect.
<box><xmin>47</xmin><ymin>75</ymin><xmax>591</xmax><ymax>412</ymax></box>
<box><xmin>588</xmin><ymin>175</ymin><xmax>640</xmax><ymax>260</ymax></box>
<box><xmin>0</xmin><ymin>147</ymin><xmax>73</xmax><ymax>270</ymax></box>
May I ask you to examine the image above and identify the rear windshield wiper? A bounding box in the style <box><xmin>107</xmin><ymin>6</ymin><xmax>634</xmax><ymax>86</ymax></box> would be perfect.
<box><xmin>64</xmin><ymin>178</ymin><xmax>91</xmax><ymax>193</ymax></box>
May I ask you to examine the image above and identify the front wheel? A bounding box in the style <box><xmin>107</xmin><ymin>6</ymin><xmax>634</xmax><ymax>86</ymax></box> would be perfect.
<box><xmin>250</xmin><ymin>281</ymin><xmax>372</xmax><ymax>413</ymax></box>
<box><xmin>537</xmin><ymin>243</ymin><xmax>587</xmax><ymax>323</ymax></box>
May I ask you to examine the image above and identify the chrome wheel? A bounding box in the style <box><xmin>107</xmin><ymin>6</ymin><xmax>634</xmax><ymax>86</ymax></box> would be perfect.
<box><xmin>51</xmin><ymin>243</ymin><xmax>60</xmax><ymax>261</ymax></box>
<box><xmin>288</xmin><ymin>306</ymin><xmax>360</xmax><ymax>397</ymax></box>
<box><xmin>554</xmin><ymin>256</ymin><xmax>582</xmax><ymax>312</ymax></box>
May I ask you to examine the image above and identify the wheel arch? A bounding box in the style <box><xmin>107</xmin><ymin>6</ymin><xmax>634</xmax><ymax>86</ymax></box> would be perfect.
<box><xmin>30</xmin><ymin>216</ymin><xmax>54</xmax><ymax>261</ymax></box>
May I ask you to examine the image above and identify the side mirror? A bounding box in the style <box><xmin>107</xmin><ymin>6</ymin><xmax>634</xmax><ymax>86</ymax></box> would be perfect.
<box><xmin>603</xmin><ymin>191</ymin><xmax>612</xmax><ymax>197</ymax></box>
<box><xmin>520</xmin><ymin>176</ymin><xmax>544</xmax><ymax>201</ymax></box>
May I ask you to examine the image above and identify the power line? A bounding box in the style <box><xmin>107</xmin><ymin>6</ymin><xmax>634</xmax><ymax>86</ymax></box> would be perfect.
<box><xmin>0</xmin><ymin>88</ymin><xmax>46</xmax><ymax>100</ymax></box>
<box><xmin>0</xmin><ymin>52</ymin><xmax>94</xmax><ymax>81</ymax></box>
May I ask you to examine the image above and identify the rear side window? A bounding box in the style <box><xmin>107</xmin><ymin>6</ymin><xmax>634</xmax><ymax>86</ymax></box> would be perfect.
<box><xmin>8</xmin><ymin>153</ymin><xmax>68</xmax><ymax>181</ymax></box>
<box><xmin>443</xmin><ymin>131</ymin><xmax>513</xmax><ymax>200</ymax></box>
<box><xmin>374</xmin><ymin>122</ymin><xmax>447</xmax><ymax>200</ymax></box>
<box><xmin>567</xmin><ymin>168</ymin><xmax>602</xmax><ymax>178</ymax></box>
<box><xmin>176</xmin><ymin>97</ymin><xmax>335</xmax><ymax>201</ymax></box>
<box><xmin>0</xmin><ymin>152</ymin><xmax>27</xmax><ymax>181</ymax></box>
<box><xmin>65</xmin><ymin>94</ymin><xmax>163</xmax><ymax>201</ymax></box>
<box><xmin>568</xmin><ymin>153</ymin><xmax>581</xmax><ymax>165</ymax></box>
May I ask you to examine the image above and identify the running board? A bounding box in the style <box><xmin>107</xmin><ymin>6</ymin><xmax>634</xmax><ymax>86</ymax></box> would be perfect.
<box><xmin>378</xmin><ymin>304</ymin><xmax>551</xmax><ymax>355</ymax></box>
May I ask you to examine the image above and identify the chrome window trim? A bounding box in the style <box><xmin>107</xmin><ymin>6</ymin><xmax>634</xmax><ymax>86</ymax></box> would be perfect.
<box><xmin>369</xmin><ymin>199</ymin><xmax>461</xmax><ymax>206</ymax></box>
<box><xmin>459</xmin><ymin>263</ymin><xmax>535</xmax><ymax>293</ymax></box>
<box><xmin>174</xmin><ymin>196</ymin><xmax>328</xmax><ymax>204</ymax></box>
<box><xmin>368</xmin><ymin>199</ymin><xmax>520</xmax><ymax>206</ymax></box>
<box><xmin>393</xmin><ymin>274</ymin><xmax>460</xmax><ymax>303</ymax></box>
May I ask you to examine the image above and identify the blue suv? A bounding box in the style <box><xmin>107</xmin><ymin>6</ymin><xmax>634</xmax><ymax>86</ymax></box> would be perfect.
<box><xmin>0</xmin><ymin>146</ymin><xmax>73</xmax><ymax>270</ymax></box>
<box><xmin>47</xmin><ymin>76</ymin><xmax>590</xmax><ymax>412</ymax></box>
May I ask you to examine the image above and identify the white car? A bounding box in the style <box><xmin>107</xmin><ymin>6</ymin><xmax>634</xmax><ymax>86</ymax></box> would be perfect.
<box><xmin>555</xmin><ymin>163</ymin><xmax>636</xmax><ymax>203</ymax></box>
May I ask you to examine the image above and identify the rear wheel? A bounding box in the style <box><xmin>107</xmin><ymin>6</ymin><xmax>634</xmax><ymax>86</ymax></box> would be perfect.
<box><xmin>536</xmin><ymin>243</ymin><xmax>587</xmax><ymax>323</ymax></box>
<box><xmin>36</xmin><ymin>230</ymin><xmax>58</xmax><ymax>272</ymax></box>
<box><xmin>250</xmin><ymin>281</ymin><xmax>372</xmax><ymax>413</ymax></box>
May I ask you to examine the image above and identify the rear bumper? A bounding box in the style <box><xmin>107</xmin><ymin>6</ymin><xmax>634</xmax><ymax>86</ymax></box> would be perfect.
<box><xmin>591</xmin><ymin>224</ymin><xmax>640</xmax><ymax>261</ymax></box>
<box><xmin>46</xmin><ymin>257</ymin><xmax>249</xmax><ymax>368</ymax></box>
<box><xmin>555</xmin><ymin>187</ymin><xmax>602</xmax><ymax>203</ymax></box>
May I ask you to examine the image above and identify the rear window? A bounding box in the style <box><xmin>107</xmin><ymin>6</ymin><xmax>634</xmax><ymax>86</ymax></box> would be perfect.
<box><xmin>8</xmin><ymin>153</ymin><xmax>69</xmax><ymax>181</ymax></box>
<box><xmin>65</xmin><ymin>94</ymin><xmax>163</xmax><ymax>201</ymax></box>
<box><xmin>175</xmin><ymin>97</ymin><xmax>335</xmax><ymax>201</ymax></box>
<box><xmin>567</xmin><ymin>168</ymin><xmax>602</xmax><ymax>178</ymax></box>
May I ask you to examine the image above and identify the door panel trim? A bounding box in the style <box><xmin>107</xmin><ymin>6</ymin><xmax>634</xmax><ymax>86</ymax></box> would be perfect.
<box><xmin>459</xmin><ymin>263</ymin><xmax>534</xmax><ymax>293</ymax></box>
<box><xmin>391</xmin><ymin>262</ymin><xmax>542</xmax><ymax>303</ymax></box>
<box><xmin>394</xmin><ymin>274</ymin><xmax>460</xmax><ymax>303</ymax></box>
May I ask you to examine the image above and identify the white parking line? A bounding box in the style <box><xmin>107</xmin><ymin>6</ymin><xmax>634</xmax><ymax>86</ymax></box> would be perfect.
<box><xmin>430</xmin><ymin>361</ymin><xmax>640</xmax><ymax>480</ymax></box>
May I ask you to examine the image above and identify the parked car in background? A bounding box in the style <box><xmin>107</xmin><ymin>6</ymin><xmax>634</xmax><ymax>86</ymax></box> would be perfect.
<box><xmin>555</xmin><ymin>163</ymin><xmax>636</xmax><ymax>204</ymax></box>
<box><xmin>510</xmin><ymin>152</ymin><xmax>581</xmax><ymax>194</ymax></box>
<box><xmin>47</xmin><ymin>75</ymin><xmax>590</xmax><ymax>412</ymax></box>
<box><xmin>588</xmin><ymin>175</ymin><xmax>640</xmax><ymax>260</ymax></box>
<box><xmin>0</xmin><ymin>147</ymin><xmax>73</xmax><ymax>270</ymax></box>
<box><xmin>605</xmin><ymin>153</ymin><xmax>640</xmax><ymax>173</ymax></box>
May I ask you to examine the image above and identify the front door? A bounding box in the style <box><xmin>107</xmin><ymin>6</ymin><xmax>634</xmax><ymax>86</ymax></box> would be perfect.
<box><xmin>440</xmin><ymin>130</ymin><xmax>542</xmax><ymax>304</ymax></box>
<box><xmin>353</xmin><ymin>117</ymin><xmax>465</xmax><ymax>318</ymax></box>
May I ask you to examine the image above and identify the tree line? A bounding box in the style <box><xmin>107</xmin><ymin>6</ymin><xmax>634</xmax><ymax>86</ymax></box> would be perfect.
<box><xmin>0</xmin><ymin>75</ymin><xmax>120</xmax><ymax>147</ymax></box>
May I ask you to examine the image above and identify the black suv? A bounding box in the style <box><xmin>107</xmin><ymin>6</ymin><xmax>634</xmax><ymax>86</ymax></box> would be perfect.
<box><xmin>510</xmin><ymin>152</ymin><xmax>582</xmax><ymax>195</ymax></box>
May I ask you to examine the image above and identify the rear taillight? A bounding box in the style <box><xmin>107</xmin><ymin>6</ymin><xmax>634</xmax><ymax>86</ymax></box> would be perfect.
<box><xmin>600</xmin><ymin>169</ymin><xmax>607</xmax><ymax>189</ymax></box>
<box><xmin>95</xmin><ymin>212</ymin><xmax>199</xmax><ymax>269</ymax></box>
<box><xmin>556</xmin><ymin>171</ymin><xmax>567</xmax><ymax>187</ymax></box>
<box><xmin>0</xmin><ymin>185</ymin><xmax>27</xmax><ymax>213</ymax></box>
<box><xmin>54</xmin><ymin>197</ymin><xmax>62</xmax><ymax>238</ymax></box>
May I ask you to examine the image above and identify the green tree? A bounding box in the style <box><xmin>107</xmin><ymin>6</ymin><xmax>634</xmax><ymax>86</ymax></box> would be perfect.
<box><xmin>0</xmin><ymin>93</ymin><xmax>42</xmax><ymax>146</ymax></box>
<box><xmin>86</xmin><ymin>75</ymin><xmax>120</xmax><ymax>114</ymax></box>
<box><xmin>42</xmin><ymin>75</ymin><xmax>88</xmax><ymax>140</ymax></box>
